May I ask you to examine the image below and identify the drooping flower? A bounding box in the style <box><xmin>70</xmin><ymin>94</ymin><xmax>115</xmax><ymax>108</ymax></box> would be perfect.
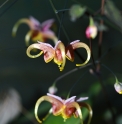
<box><xmin>35</xmin><ymin>93</ymin><xmax>92</xmax><ymax>123</ymax></box>
<box><xmin>85</xmin><ymin>17</ymin><xmax>97</xmax><ymax>39</ymax></box>
<box><xmin>26</xmin><ymin>40</ymin><xmax>91</xmax><ymax>71</ymax></box>
<box><xmin>26</xmin><ymin>40</ymin><xmax>65</xmax><ymax>71</ymax></box>
<box><xmin>12</xmin><ymin>16</ymin><xmax>58</xmax><ymax>46</ymax></box>
<box><xmin>65</xmin><ymin>40</ymin><xmax>91</xmax><ymax>66</ymax></box>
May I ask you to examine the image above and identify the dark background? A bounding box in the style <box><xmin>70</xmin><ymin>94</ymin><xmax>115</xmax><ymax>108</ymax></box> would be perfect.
<box><xmin>0</xmin><ymin>0</ymin><xmax>122</xmax><ymax>124</ymax></box>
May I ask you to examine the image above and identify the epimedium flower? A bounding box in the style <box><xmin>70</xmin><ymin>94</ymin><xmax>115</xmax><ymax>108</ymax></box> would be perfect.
<box><xmin>12</xmin><ymin>16</ymin><xmax>58</xmax><ymax>46</ymax></box>
<box><xmin>35</xmin><ymin>93</ymin><xmax>92</xmax><ymax>123</ymax></box>
<box><xmin>26</xmin><ymin>40</ymin><xmax>91</xmax><ymax>71</ymax></box>
<box><xmin>85</xmin><ymin>17</ymin><xmax>98</xmax><ymax>39</ymax></box>
<box><xmin>26</xmin><ymin>40</ymin><xmax>65</xmax><ymax>71</ymax></box>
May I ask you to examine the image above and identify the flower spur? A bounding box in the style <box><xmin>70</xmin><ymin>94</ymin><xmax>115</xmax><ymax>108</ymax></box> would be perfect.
<box><xmin>26</xmin><ymin>40</ymin><xmax>91</xmax><ymax>71</ymax></box>
<box><xmin>35</xmin><ymin>93</ymin><xmax>92</xmax><ymax>124</ymax></box>
<box><xmin>12</xmin><ymin>16</ymin><xmax>58</xmax><ymax>46</ymax></box>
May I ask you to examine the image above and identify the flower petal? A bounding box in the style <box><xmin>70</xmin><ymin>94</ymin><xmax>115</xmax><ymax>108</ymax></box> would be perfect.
<box><xmin>12</xmin><ymin>18</ymin><xmax>31</xmax><ymax>37</ymax></box>
<box><xmin>26</xmin><ymin>42</ymin><xmax>55</xmax><ymax>63</ymax></box>
<box><xmin>25</xmin><ymin>30</ymin><xmax>33</xmax><ymax>46</ymax></box>
<box><xmin>26</xmin><ymin>43</ymin><xmax>43</xmax><ymax>58</ymax></box>
<box><xmin>66</xmin><ymin>40</ymin><xmax>80</xmax><ymax>61</ymax></box>
<box><xmin>65</xmin><ymin>44</ymin><xmax>74</xmax><ymax>62</ymax></box>
<box><xmin>66</xmin><ymin>102</ymin><xmax>83</xmax><ymax>123</ymax></box>
<box><xmin>29</xmin><ymin>16</ymin><xmax>41</xmax><ymax>30</ymax></box>
<box><xmin>41</xmin><ymin>19</ymin><xmax>54</xmax><ymax>31</ymax></box>
<box><xmin>35</xmin><ymin>96</ymin><xmax>61</xmax><ymax>123</ymax></box>
<box><xmin>47</xmin><ymin>93</ymin><xmax>64</xmax><ymax>103</ymax></box>
<box><xmin>76</xmin><ymin>97</ymin><xmax>88</xmax><ymax>102</ymax></box>
<box><xmin>70</xmin><ymin>40</ymin><xmax>91</xmax><ymax>66</ymax></box>
<box><xmin>31</xmin><ymin>31</ymin><xmax>44</xmax><ymax>42</ymax></box>
<box><xmin>54</xmin><ymin>41</ymin><xmax>66</xmax><ymax>71</ymax></box>
<box><xmin>64</xmin><ymin>96</ymin><xmax>76</xmax><ymax>105</ymax></box>
<box><xmin>79</xmin><ymin>102</ymin><xmax>93</xmax><ymax>124</ymax></box>
<box><xmin>42</xmin><ymin>30</ymin><xmax>58</xmax><ymax>44</ymax></box>
<box><xmin>35</xmin><ymin>95</ymin><xmax>63</xmax><ymax>123</ymax></box>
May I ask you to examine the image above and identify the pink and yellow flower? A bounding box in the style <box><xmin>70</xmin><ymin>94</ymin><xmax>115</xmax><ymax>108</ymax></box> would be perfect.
<box><xmin>26</xmin><ymin>40</ymin><xmax>91</xmax><ymax>71</ymax></box>
<box><xmin>12</xmin><ymin>16</ymin><xmax>58</xmax><ymax>46</ymax></box>
<box><xmin>35</xmin><ymin>93</ymin><xmax>92</xmax><ymax>123</ymax></box>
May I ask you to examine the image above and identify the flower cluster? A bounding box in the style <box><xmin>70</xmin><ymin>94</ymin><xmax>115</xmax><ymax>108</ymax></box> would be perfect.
<box><xmin>26</xmin><ymin>40</ymin><xmax>91</xmax><ymax>71</ymax></box>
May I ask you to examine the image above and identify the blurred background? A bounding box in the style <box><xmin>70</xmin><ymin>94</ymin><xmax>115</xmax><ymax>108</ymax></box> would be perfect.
<box><xmin>0</xmin><ymin>0</ymin><xmax>122</xmax><ymax>124</ymax></box>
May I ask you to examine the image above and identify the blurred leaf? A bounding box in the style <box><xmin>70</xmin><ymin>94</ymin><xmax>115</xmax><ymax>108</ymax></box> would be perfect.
<box><xmin>95</xmin><ymin>21</ymin><xmax>108</xmax><ymax>31</ymax></box>
<box><xmin>69</xmin><ymin>4</ymin><xmax>86</xmax><ymax>21</ymax></box>
<box><xmin>88</xmin><ymin>82</ymin><xmax>102</xmax><ymax>96</ymax></box>
<box><xmin>104</xmin><ymin>0</ymin><xmax>122</xmax><ymax>31</ymax></box>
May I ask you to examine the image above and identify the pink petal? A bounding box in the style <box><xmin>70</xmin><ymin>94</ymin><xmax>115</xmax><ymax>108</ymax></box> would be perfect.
<box><xmin>70</xmin><ymin>40</ymin><xmax>81</xmax><ymax>49</ymax></box>
<box><xmin>29</xmin><ymin>16</ymin><xmax>41</xmax><ymax>30</ymax></box>
<box><xmin>41</xmin><ymin>19</ymin><xmax>54</xmax><ymax>31</ymax></box>
<box><xmin>65</xmin><ymin>40</ymin><xmax>80</xmax><ymax>61</ymax></box>
<box><xmin>42</xmin><ymin>30</ymin><xmax>55</xmax><ymax>38</ymax></box>
<box><xmin>76</xmin><ymin>97</ymin><xmax>88</xmax><ymax>102</ymax></box>
<box><xmin>64</xmin><ymin>96</ymin><xmax>76</xmax><ymax>104</ymax></box>
<box><xmin>54</xmin><ymin>41</ymin><xmax>63</xmax><ymax>64</ymax></box>
<box><xmin>37</xmin><ymin>41</ymin><xmax>55</xmax><ymax>63</ymax></box>
<box><xmin>47</xmin><ymin>93</ymin><xmax>64</xmax><ymax>103</ymax></box>
<box><xmin>70</xmin><ymin>40</ymin><xmax>80</xmax><ymax>46</ymax></box>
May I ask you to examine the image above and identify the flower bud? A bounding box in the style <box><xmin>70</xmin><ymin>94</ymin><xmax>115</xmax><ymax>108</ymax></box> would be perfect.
<box><xmin>85</xmin><ymin>17</ymin><xmax>97</xmax><ymax>39</ymax></box>
<box><xmin>48</xmin><ymin>86</ymin><xmax>57</xmax><ymax>94</ymax></box>
<box><xmin>114</xmin><ymin>82</ymin><xmax>122</xmax><ymax>94</ymax></box>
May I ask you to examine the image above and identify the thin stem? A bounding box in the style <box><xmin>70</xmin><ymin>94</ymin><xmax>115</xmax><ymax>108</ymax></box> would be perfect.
<box><xmin>58</xmin><ymin>0</ymin><xmax>68</xmax><ymax>40</ymax></box>
<box><xmin>101</xmin><ymin>64</ymin><xmax>118</xmax><ymax>82</ymax></box>
<box><xmin>0</xmin><ymin>0</ymin><xmax>9</xmax><ymax>8</ymax></box>
<box><xmin>52</xmin><ymin>61</ymin><xmax>100</xmax><ymax>87</ymax></box>
<box><xmin>49</xmin><ymin>0</ymin><xmax>70</xmax><ymax>42</ymax></box>
<box><xmin>67</xmin><ymin>70</ymin><xmax>88</xmax><ymax>98</ymax></box>
<box><xmin>97</xmin><ymin>76</ymin><xmax>116</xmax><ymax>124</ymax></box>
<box><xmin>56</xmin><ymin>9</ymin><xmax>70</xmax><ymax>13</ymax></box>
<box><xmin>0</xmin><ymin>0</ymin><xmax>19</xmax><ymax>17</ymax></box>
<box><xmin>97</xmin><ymin>0</ymin><xmax>105</xmax><ymax>72</ymax></box>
